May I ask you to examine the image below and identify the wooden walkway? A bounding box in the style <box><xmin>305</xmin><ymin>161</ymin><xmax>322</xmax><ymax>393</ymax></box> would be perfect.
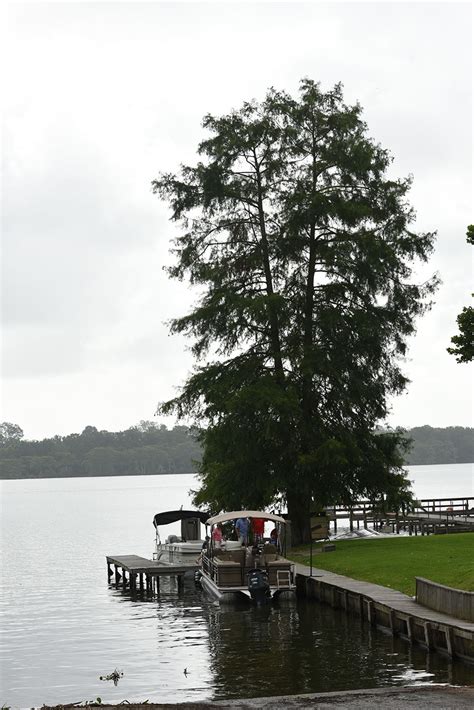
<box><xmin>294</xmin><ymin>562</ymin><xmax>474</xmax><ymax>663</ymax></box>
<box><xmin>106</xmin><ymin>554</ymin><xmax>196</xmax><ymax>593</ymax></box>
<box><xmin>406</xmin><ymin>511</ymin><xmax>474</xmax><ymax>527</ymax></box>
<box><xmin>325</xmin><ymin>495</ymin><xmax>474</xmax><ymax>535</ymax></box>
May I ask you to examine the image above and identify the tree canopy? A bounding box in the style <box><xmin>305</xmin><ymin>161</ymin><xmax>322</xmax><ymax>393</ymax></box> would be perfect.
<box><xmin>0</xmin><ymin>422</ymin><xmax>24</xmax><ymax>447</ymax></box>
<box><xmin>153</xmin><ymin>80</ymin><xmax>438</xmax><ymax>542</ymax></box>
<box><xmin>447</xmin><ymin>225</ymin><xmax>473</xmax><ymax>364</ymax></box>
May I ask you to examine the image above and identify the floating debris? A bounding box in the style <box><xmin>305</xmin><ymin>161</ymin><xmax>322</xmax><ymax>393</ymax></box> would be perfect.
<box><xmin>99</xmin><ymin>670</ymin><xmax>123</xmax><ymax>686</ymax></box>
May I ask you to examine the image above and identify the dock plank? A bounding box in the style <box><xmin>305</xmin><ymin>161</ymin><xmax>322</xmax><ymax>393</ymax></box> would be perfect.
<box><xmin>106</xmin><ymin>554</ymin><xmax>193</xmax><ymax>575</ymax></box>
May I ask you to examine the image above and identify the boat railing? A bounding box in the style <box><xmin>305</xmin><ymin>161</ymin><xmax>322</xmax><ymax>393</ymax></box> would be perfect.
<box><xmin>201</xmin><ymin>549</ymin><xmax>295</xmax><ymax>588</ymax></box>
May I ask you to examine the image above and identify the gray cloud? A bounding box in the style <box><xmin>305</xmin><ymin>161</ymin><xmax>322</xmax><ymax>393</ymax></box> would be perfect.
<box><xmin>2</xmin><ymin>1</ymin><xmax>472</xmax><ymax>437</ymax></box>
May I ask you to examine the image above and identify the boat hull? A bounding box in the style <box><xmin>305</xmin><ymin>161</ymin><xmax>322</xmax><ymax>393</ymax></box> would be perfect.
<box><xmin>199</xmin><ymin>571</ymin><xmax>295</xmax><ymax>603</ymax></box>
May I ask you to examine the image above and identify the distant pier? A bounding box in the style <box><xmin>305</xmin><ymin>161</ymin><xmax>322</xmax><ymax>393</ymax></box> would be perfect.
<box><xmin>325</xmin><ymin>495</ymin><xmax>474</xmax><ymax>535</ymax></box>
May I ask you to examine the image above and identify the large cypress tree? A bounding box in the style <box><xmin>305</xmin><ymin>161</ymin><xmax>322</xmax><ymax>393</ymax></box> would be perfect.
<box><xmin>153</xmin><ymin>80</ymin><xmax>438</xmax><ymax>543</ymax></box>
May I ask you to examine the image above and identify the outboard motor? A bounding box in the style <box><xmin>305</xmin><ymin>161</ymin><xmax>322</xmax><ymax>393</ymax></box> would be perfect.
<box><xmin>247</xmin><ymin>568</ymin><xmax>270</xmax><ymax>604</ymax></box>
<box><xmin>194</xmin><ymin>569</ymin><xmax>202</xmax><ymax>585</ymax></box>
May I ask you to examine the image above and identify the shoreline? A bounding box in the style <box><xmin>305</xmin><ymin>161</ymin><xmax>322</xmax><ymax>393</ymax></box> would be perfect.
<box><xmin>36</xmin><ymin>685</ymin><xmax>474</xmax><ymax>709</ymax></box>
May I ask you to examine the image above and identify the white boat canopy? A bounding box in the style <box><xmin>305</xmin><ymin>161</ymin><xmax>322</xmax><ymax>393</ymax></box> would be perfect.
<box><xmin>206</xmin><ymin>510</ymin><xmax>286</xmax><ymax>526</ymax></box>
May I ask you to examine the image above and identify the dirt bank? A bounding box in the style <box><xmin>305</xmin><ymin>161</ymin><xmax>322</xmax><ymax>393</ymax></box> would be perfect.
<box><xmin>39</xmin><ymin>685</ymin><xmax>474</xmax><ymax>709</ymax></box>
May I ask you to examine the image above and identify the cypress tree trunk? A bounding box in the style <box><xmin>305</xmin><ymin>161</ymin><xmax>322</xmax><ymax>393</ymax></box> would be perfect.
<box><xmin>254</xmin><ymin>156</ymin><xmax>286</xmax><ymax>386</ymax></box>
<box><xmin>287</xmin><ymin>486</ymin><xmax>311</xmax><ymax>546</ymax></box>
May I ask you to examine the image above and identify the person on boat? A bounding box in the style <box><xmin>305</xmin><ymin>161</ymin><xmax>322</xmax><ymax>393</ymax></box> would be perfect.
<box><xmin>234</xmin><ymin>517</ymin><xmax>249</xmax><ymax>546</ymax></box>
<box><xmin>195</xmin><ymin>535</ymin><xmax>210</xmax><ymax>564</ymax></box>
<box><xmin>211</xmin><ymin>524</ymin><xmax>224</xmax><ymax>549</ymax></box>
<box><xmin>252</xmin><ymin>517</ymin><xmax>265</xmax><ymax>544</ymax></box>
<box><xmin>270</xmin><ymin>527</ymin><xmax>278</xmax><ymax>549</ymax></box>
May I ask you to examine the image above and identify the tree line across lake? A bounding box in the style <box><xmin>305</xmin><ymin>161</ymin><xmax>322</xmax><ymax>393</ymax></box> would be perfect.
<box><xmin>0</xmin><ymin>421</ymin><xmax>472</xmax><ymax>480</ymax></box>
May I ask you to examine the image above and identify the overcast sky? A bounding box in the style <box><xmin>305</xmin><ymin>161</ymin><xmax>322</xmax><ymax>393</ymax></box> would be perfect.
<box><xmin>2</xmin><ymin>1</ymin><xmax>473</xmax><ymax>441</ymax></box>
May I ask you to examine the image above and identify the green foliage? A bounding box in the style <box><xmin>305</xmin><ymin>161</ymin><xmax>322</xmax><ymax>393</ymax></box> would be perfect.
<box><xmin>404</xmin><ymin>425</ymin><xmax>473</xmax><ymax>465</ymax></box>
<box><xmin>154</xmin><ymin>80</ymin><xmax>438</xmax><ymax>542</ymax></box>
<box><xmin>448</xmin><ymin>305</ymin><xmax>474</xmax><ymax>363</ymax></box>
<box><xmin>0</xmin><ymin>422</ymin><xmax>24</xmax><ymax>447</ymax></box>
<box><xmin>447</xmin><ymin>225</ymin><xmax>473</xmax><ymax>363</ymax></box>
<box><xmin>290</xmin><ymin>533</ymin><xmax>474</xmax><ymax>595</ymax></box>
<box><xmin>0</xmin><ymin>422</ymin><xmax>201</xmax><ymax>479</ymax></box>
<box><xmin>81</xmin><ymin>698</ymin><xmax>102</xmax><ymax>706</ymax></box>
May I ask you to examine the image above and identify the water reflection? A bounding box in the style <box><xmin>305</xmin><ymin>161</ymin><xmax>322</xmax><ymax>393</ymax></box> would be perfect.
<box><xmin>108</xmin><ymin>579</ymin><xmax>472</xmax><ymax>700</ymax></box>
<box><xmin>2</xmin><ymin>473</ymin><xmax>472</xmax><ymax>708</ymax></box>
<box><xmin>155</xmin><ymin>579</ymin><xmax>473</xmax><ymax>700</ymax></box>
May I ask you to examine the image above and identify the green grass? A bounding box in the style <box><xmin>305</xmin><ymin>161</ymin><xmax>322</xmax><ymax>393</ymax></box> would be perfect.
<box><xmin>288</xmin><ymin>532</ymin><xmax>474</xmax><ymax>596</ymax></box>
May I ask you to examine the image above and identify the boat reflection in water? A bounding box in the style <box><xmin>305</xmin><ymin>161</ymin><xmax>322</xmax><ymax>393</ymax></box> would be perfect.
<box><xmin>198</xmin><ymin>510</ymin><xmax>296</xmax><ymax>603</ymax></box>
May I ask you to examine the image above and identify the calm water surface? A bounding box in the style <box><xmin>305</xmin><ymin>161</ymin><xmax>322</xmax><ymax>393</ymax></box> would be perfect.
<box><xmin>1</xmin><ymin>465</ymin><xmax>473</xmax><ymax>707</ymax></box>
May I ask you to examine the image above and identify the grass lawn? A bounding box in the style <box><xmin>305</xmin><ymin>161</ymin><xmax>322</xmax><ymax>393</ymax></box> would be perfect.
<box><xmin>288</xmin><ymin>532</ymin><xmax>474</xmax><ymax>596</ymax></box>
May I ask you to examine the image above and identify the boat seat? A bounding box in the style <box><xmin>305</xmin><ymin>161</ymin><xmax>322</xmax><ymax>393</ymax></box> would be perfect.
<box><xmin>213</xmin><ymin>557</ymin><xmax>242</xmax><ymax>586</ymax></box>
<box><xmin>216</xmin><ymin>549</ymin><xmax>246</xmax><ymax>565</ymax></box>
<box><xmin>263</xmin><ymin>544</ymin><xmax>277</xmax><ymax>555</ymax></box>
<box><xmin>260</xmin><ymin>553</ymin><xmax>278</xmax><ymax>564</ymax></box>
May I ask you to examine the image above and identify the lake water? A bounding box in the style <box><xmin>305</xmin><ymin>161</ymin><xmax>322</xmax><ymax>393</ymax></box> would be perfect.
<box><xmin>1</xmin><ymin>463</ymin><xmax>473</xmax><ymax>707</ymax></box>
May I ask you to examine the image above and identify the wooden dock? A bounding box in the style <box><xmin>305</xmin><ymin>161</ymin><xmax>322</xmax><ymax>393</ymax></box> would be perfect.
<box><xmin>295</xmin><ymin>563</ymin><xmax>474</xmax><ymax>664</ymax></box>
<box><xmin>325</xmin><ymin>496</ymin><xmax>474</xmax><ymax>535</ymax></box>
<box><xmin>106</xmin><ymin>555</ymin><xmax>196</xmax><ymax>593</ymax></box>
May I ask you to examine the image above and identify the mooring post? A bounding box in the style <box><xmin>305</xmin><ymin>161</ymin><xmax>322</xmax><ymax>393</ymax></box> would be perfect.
<box><xmin>423</xmin><ymin>621</ymin><xmax>433</xmax><ymax>650</ymax></box>
<box><xmin>389</xmin><ymin>609</ymin><xmax>396</xmax><ymax>635</ymax></box>
<box><xmin>122</xmin><ymin>569</ymin><xmax>127</xmax><ymax>589</ymax></box>
<box><xmin>367</xmin><ymin>600</ymin><xmax>375</xmax><ymax>626</ymax></box>
<box><xmin>445</xmin><ymin>626</ymin><xmax>454</xmax><ymax>657</ymax></box>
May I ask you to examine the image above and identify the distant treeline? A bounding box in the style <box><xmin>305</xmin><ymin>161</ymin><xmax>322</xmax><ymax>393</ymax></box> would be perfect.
<box><xmin>0</xmin><ymin>421</ymin><xmax>201</xmax><ymax>480</ymax></box>
<box><xmin>0</xmin><ymin>422</ymin><xmax>472</xmax><ymax>480</ymax></box>
<box><xmin>404</xmin><ymin>425</ymin><xmax>473</xmax><ymax>465</ymax></box>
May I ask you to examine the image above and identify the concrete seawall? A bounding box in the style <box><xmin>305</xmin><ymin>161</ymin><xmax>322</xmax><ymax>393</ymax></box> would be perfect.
<box><xmin>294</xmin><ymin>564</ymin><xmax>474</xmax><ymax>664</ymax></box>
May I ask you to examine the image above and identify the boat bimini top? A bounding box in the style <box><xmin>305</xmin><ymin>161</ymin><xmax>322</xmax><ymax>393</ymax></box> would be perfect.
<box><xmin>206</xmin><ymin>510</ymin><xmax>286</xmax><ymax>526</ymax></box>
<box><xmin>153</xmin><ymin>510</ymin><xmax>210</xmax><ymax>529</ymax></box>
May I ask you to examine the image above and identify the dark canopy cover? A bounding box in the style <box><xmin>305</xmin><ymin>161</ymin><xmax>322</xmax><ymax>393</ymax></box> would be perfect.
<box><xmin>153</xmin><ymin>510</ymin><xmax>210</xmax><ymax>528</ymax></box>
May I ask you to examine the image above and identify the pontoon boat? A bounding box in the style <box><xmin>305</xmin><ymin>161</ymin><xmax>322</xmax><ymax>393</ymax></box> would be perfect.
<box><xmin>198</xmin><ymin>510</ymin><xmax>296</xmax><ymax>603</ymax></box>
<box><xmin>153</xmin><ymin>509</ymin><xmax>209</xmax><ymax>559</ymax></box>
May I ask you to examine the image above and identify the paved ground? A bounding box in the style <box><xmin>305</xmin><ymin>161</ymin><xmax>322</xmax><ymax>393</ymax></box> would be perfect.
<box><xmin>41</xmin><ymin>686</ymin><xmax>474</xmax><ymax>710</ymax></box>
